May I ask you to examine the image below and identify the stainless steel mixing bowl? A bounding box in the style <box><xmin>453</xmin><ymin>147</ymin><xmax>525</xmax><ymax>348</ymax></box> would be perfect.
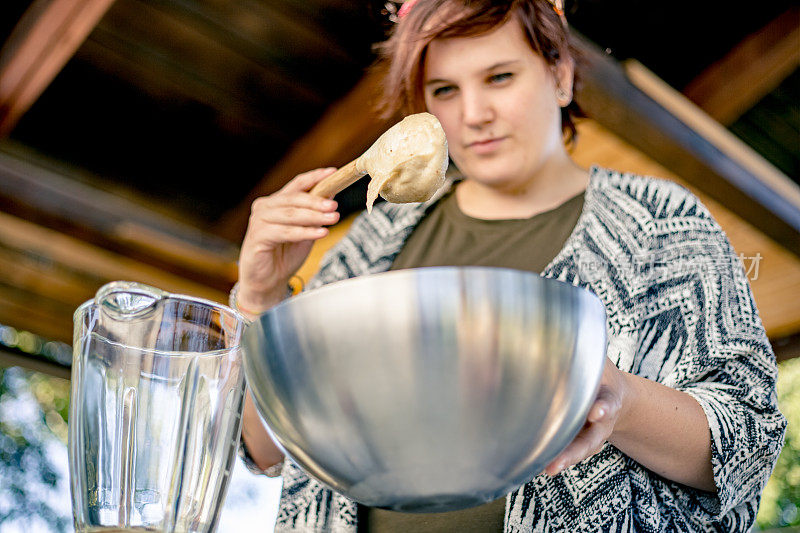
<box><xmin>243</xmin><ymin>267</ymin><xmax>607</xmax><ymax>513</ymax></box>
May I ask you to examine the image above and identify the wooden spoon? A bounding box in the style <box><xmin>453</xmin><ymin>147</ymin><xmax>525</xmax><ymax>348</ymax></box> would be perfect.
<box><xmin>310</xmin><ymin>113</ymin><xmax>448</xmax><ymax>212</ymax></box>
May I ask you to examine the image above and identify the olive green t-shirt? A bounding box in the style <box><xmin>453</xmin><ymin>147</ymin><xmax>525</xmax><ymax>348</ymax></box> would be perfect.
<box><xmin>390</xmin><ymin>186</ymin><xmax>585</xmax><ymax>272</ymax></box>
<box><xmin>365</xmin><ymin>185</ymin><xmax>585</xmax><ymax>533</ymax></box>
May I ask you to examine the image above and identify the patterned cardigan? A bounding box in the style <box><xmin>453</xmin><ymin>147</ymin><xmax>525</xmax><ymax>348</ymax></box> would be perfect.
<box><xmin>249</xmin><ymin>166</ymin><xmax>786</xmax><ymax>532</ymax></box>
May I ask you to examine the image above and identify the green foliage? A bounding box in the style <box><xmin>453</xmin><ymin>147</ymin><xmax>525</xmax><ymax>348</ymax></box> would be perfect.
<box><xmin>0</xmin><ymin>366</ymin><xmax>71</xmax><ymax>531</ymax></box>
<box><xmin>757</xmin><ymin>357</ymin><xmax>800</xmax><ymax>529</ymax></box>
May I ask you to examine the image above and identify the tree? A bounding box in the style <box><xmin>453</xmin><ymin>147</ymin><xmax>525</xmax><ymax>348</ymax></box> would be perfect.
<box><xmin>0</xmin><ymin>366</ymin><xmax>71</xmax><ymax>532</ymax></box>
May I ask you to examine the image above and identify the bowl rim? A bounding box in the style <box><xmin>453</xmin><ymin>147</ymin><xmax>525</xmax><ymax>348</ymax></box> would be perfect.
<box><xmin>265</xmin><ymin>265</ymin><xmax>606</xmax><ymax>316</ymax></box>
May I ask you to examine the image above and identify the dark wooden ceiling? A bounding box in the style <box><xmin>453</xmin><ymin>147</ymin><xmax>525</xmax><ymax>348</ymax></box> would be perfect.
<box><xmin>0</xmin><ymin>0</ymin><xmax>796</xmax><ymax>232</ymax></box>
<box><xmin>0</xmin><ymin>0</ymin><xmax>385</xmax><ymax>224</ymax></box>
<box><xmin>0</xmin><ymin>0</ymin><xmax>799</xmax><ymax>370</ymax></box>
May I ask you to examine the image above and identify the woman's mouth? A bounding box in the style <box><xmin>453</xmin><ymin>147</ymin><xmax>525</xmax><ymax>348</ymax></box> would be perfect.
<box><xmin>467</xmin><ymin>137</ymin><xmax>506</xmax><ymax>154</ymax></box>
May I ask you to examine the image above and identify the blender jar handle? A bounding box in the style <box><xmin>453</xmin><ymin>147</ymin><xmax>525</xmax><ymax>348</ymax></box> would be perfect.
<box><xmin>95</xmin><ymin>281</ymin><xmax>167</xmax><ymax>320</ymax></box>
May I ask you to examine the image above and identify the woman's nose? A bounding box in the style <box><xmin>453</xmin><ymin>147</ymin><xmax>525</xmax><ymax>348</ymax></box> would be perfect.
<box><xmin>460</xmin><ymin>89</ymin><xmax>494</xmax><ymax>128</ymax></box>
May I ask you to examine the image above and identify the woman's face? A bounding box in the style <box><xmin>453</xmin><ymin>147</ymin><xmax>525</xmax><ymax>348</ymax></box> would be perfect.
<box><xmin>423</xmin><ymin>18</ymin><xmax>573</xmax><ymax>191</ymax></box>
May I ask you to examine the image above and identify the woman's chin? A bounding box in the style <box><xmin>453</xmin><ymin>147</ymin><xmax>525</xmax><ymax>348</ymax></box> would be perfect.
<box><xmin>460</xmin><ymin>170</ymin><xmax>530</xmax><ymax>192</ymax></box>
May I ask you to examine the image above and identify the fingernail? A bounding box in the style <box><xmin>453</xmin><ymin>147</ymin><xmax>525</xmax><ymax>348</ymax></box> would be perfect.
<box><xmin>323</xmin><ymin>200</ymin><xmax>337</xmax><ymax>209</ymax></box>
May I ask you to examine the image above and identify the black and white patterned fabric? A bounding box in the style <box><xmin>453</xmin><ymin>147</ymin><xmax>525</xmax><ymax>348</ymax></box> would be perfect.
<box><xmin>265</xmin><ymin>166</ymin><xmax>785</xmax><ymax>532</ymax></box>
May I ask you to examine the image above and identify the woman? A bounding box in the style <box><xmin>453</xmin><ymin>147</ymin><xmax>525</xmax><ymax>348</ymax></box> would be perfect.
<box><xmin>233</xmin><ymin>0</ymin><xmax>785</xmax><ymax>531</ymax></box>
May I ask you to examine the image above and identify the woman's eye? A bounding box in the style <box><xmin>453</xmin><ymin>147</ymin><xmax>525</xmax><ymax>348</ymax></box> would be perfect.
<box><xmin>432</xmin><ymin>85</ymin><xmax>455</xmax><ymax>97</ymax></box>
<box><xmin>489</xmin><ymin>72</ymin><xmax>513</xmax><ymax>84</ymax></box>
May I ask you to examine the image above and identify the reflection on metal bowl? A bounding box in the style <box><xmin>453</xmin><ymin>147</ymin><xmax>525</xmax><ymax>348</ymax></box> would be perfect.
<box><xmin>243</xmin><ymin>267</ymin><xmax>606</xmax><ymax>513</ymax></box>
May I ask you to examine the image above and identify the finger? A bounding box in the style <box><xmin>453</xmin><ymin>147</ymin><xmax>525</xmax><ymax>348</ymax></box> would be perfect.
<box><xmin>259</xmin><ymin>192</ymin><xmax>338</xmax><ymax>213</ymax></box>
<box><xmin>565</xmin><ymin>423</ymin><xmax>606</xmax><ymax>463</ymax></box>
<box><xmin>255</xmin><ymin>206</ymin><xmax>340</xmax><ymax>227</ymax></box>
<box><xmin>281</xmin><ymin>168</ymin><xmax>338</xmax><ymax>194</ymax></box>
<box><xmin>587</xmin><ymin>386</ymin><xmax>621</xmax><ymax>423</ymax></box>
<box><xmin>259</xmin><ymin>192</ymin><xmax>339</xmax><ymax>211</ymax></box>
<box><xmin>587</xmin><ymin>400</ymin><xmax>609</xmax><ymax>424</ymax></box>
<box><xmin>546</xmin><ymin>422</ymin><xmax>608</xmax><ymax>475</ymax></box>
<box><xmin>253</xmin><ymin>223</ymin><xmax>329</xmax><ymax>244</ymax></box>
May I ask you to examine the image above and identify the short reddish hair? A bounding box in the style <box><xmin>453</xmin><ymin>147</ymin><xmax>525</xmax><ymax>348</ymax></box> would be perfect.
<box><xmin>373</xmin><ymin>0</ymin><xmax>583</xmax><ymax>144</ymax></box>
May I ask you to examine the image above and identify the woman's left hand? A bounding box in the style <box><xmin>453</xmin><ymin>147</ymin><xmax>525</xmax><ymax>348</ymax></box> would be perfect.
<box><xmin>544</xmin><ymin>357</ymin><xmax>630</xmax><ymax>476</ymax></box>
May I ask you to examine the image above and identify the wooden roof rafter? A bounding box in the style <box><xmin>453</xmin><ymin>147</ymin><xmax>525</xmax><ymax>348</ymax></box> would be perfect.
<box><xmin>0</xmin><ymin>0</ymin><xmax>117</xmax><ymax>137</ymax></box>
<box><xmin>683</xmin><ymin>7</ymin><xmax>800</xmax><ymax>126</ymax></box>
<box><xmin>0</xmin><ymin>149</ymin><xmax>240</xmax><ymax>291</ymax></box>
<box><xmin>573</xmin><ymin>33</ymin><xmax>800</xmax><ymax>257</ymax></box>
<box><xmin>0</xmin><ymin>207</ymin><xmax>231</xmax><ymax>346</ymax></box>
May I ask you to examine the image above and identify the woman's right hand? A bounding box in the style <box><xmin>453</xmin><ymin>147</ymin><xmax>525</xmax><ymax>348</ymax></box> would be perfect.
<box><xmin>236</xmin><ymin>167</ymin><xmax>340</xmax><ymax>314</ymax></box>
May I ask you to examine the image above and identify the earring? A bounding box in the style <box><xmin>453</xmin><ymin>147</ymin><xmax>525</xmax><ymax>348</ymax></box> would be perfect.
<box><xmin>556</xmin><ymin>88</ymin><xmax>569</xmax><ymax>103</ymax></box>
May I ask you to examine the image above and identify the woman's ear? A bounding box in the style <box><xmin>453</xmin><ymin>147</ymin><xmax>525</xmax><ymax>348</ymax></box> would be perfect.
<box><xmin>553</xmin><ymin>56</ymin><xmax>575</xmax><ymax>107</ymax></box>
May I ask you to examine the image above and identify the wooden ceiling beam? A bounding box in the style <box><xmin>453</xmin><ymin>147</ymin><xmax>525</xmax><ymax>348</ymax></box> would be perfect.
<box><xmin>0</xmin><ymin>246</ymin><xmax>96</xmax><ymax>307</ymax></box>
<box><xmin>0</xmin><ymin>208</ymin><xmax>231</xmax><ymax>346</ymax></box>
<box><xmin>623</xmin><ymin>60</ymin><xmax>800</xmax><ymax>217</ymax></box>
<box><xmin>683</xmin><ymin>8</ymin><xmax>800</xmax><ymax>125</ymax></box>
<box><xmin>0</xmin><ymin>284</ymin><xmax>76</xmax><ymax>345</ymax></box>
<box><xmin>0</xmin><ymin>210</ymin><xmax>229</xmax><ymax>305</ymax></box>
<box><xmin>0</xmin><ymin>149</ymin><xmax>239</xmax><ymax>291</ymax></box>
<box><xmin>574</xmin><ymin>33</ymin><xmax>800</xmax><ymax>258</ymax></box>
<box><xmin>0</xmin><ymin>0</ymin><xmax>116</xmax><ymax>137</ymax></box>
